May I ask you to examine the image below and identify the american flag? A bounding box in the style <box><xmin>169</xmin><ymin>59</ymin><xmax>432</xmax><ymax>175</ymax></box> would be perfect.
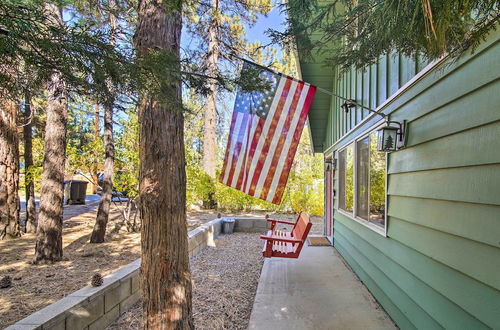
<box><xmin>219</xmin><ymin>61</ymin><xmax>316</xmax><ymax>204</ymax></box>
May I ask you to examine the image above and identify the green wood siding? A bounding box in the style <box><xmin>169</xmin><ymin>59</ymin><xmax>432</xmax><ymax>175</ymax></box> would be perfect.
<box><xmin>327</xmin><ymin>52</ymin><xmax>422</xmax><ymax>144</ymax></box>
<box><xmin>322</xmin><ymin>30</ymin><xmax>500</xmax><ymax>329</ymax></box>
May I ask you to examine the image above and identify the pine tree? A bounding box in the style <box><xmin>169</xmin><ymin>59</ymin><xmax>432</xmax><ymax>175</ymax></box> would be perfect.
<box><xmin>0</xmin><ymin>93</ymin><xmax>21</xmax><ymax>240</ymax></box>
<box><xmin>23</xmin><ymin>91</ymin><xmax>37</xmax><ymax>233</ymax></box>
<box><xmin>91</xmin><ymin>0</ymin><xmax>119</xmax><ymax>243</ymax></box>
<box><xmin>134</xmin><ymin>0</ymin><xmax>194</xmax><ymax>327</ymax></box>
<box><xmin>276</xmin><ymin>0</ymin><xmax>499</xmax><ymax>71</ymax></box>
<box><xmin>384</xmin><ymin>135</ymin><xmax>394</xmax><ymax>151</ymax></box>
<box><xmin>187</xmin><ymin>0</ymin><xmax>272</xmax><ymax>208</ymax></box>
<box><xmin>34</xmin><ymin>2</ymin><xmax>68</xmax><ymax>263</ymax></box>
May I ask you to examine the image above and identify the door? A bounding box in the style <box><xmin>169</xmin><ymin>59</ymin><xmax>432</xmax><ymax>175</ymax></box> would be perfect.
<box><xmin>325</xmin><ymin>159</ymin><xmax>334</xmax><ymax>243</ymax></box>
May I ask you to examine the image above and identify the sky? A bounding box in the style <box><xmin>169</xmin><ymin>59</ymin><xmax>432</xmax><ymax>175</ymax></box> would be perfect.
<box><xmin>184</xmin><ymin>3</ymin><xmax>289</xmax><ymax>145</ymax></box>
<box><xmin>245</xmin><ymin>5</ymin><xmax>287</xmax><ymax>48</ymax></box>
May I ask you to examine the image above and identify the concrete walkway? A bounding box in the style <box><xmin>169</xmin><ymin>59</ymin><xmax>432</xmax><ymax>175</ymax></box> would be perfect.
<box><xmin>248</xmin><ymin>244</ymin><xmax>396</xmax><ymax>330</ymax></box>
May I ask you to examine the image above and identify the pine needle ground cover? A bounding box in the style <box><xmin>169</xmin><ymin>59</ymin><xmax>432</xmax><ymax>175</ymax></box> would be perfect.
<box><xmin>0</xmin><ymin>209</ymin><xmax>322</xmax><ymax>328</ymax></box>
<box><xmin>0</xmin><ymin>203</ymin><xmax>141</xmax><ymax>328</ymax></box>
<box><xmin>0</xmin><ymin>205</ymin><xmax>201</xmax><ymax>328</ymax></box>
<box><xmin>109</xmin><ymin>233</ymin><xmax>264</xmax><ymax>330</ymax></box>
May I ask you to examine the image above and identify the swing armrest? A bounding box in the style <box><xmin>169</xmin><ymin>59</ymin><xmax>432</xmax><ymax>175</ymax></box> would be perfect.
<box><xmin>266</xmin><ymin>218</ymin><xmax>296</xmax><ymax>226</ymax></box>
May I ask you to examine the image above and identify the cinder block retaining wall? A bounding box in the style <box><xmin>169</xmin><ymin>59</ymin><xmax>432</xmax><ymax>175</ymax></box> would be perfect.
<box><xmin>6</xmin><ymin>217</ymin><xmax>268</xmax><ymax>330</ymax></box>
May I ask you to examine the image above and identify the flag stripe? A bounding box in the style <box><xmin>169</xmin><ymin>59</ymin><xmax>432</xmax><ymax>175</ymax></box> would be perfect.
<box><xmin>259</xmin><ymin>82</ymin><xmax>306</xmax><ymax>201</ymax></box>
<box><xmin>243</xmin><ymin>77</ymin><xmax>288</xmax><ymax>194</ymax></box>
<box><xmin>235</xmin><ymin>115</ymin><xmax>259</xmax><ymax>190</ymax></box>
<box><xmin>230</xmin><ymin>114</ymin><xmax>253</xmax><ymax>188</ymax></box>
<box><xmin>241</xmin><ymin>114</ymin><xmax>266</xmax><ymax>192</ymax></box>
<box><xmin>248</xmin><ymin>78</ymin><xmax>294</xmax><ymax>196</ymax></box>
<box><xmin>266</xmin><ymin>84</ymin><xmax>311</xmax><ymax>201</ymax></box>
<box><xmin>271</xmin><ymin>86</ymin><xmax>317</xmax><ymax>204</ymax></box>
<box><xmin>220</xmin><ymin>111</ymin><xmax>239</xmax><ymax>183</ymax></box>
<box><xmin>226</xmin><ymin>113</ymin><xmax>251</xmax><ymax>187</ymax></box>
<box><xmin>222</xmin><ymin>113</ymin><xmax>247</xmax><ymax>185</ymax></box>
<box><xmin>253</xmin><ymin>80</ymin><xmax>302</xmax><ymax>199</ymax></box>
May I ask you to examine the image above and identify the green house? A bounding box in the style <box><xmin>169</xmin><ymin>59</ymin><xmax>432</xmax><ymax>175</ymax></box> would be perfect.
<box><xmin>296</xmin><ymin>17</ymin><xmax>500</xmax><ymax>330</ymax></box>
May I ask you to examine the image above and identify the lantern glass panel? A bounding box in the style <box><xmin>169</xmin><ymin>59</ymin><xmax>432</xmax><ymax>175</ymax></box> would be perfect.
<box><xmin>377</xmin><ymin>127</ymin><xmax>398</xmax><ymax>152</ymax></box>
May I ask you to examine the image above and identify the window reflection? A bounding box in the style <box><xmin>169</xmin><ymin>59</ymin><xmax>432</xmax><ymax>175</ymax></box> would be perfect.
<box><xmin>369</xmin><ymin>132</ymin><xmax>385</xmax><ymax>227</ymax></box>
<box><xmin>356</xmin><ymin>137</ymin><xmax>369</xmax><ymax>220</ymax></box>
<box><xmin>339</xmin><ymin>144</ymin><xmax>354</xmax><ymax>213</ymax></box>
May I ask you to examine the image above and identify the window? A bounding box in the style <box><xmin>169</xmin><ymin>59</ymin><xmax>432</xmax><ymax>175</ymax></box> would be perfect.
<box><xmin>338</xmin><ymin>129</ymin><xmax>386</xmax><ymax>233</ymax></box>
<box><xmin>338</xmin><ymin>144</ymin><xmax>354</xmax><ymax>212</ymax></box>
<box><xmin>356</xmin><ymin>137</ymin><xmax>369</xmax><ymax>220</ymax></box>
<box><xmin>368</xmin><ymin>132</ymin><xmax>386</xmax><ymax>227</ymax></box>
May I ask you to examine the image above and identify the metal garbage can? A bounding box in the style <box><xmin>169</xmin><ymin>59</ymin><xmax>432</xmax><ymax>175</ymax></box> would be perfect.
<box><xmin>222</xmin><ymin>217</ymin><xmax>235</xmax><ymax>234</ymax></box>
<box><xmin>64</xmin><ymin>180</ymin><xmax>88</xmax><ymax>205</ymax></box>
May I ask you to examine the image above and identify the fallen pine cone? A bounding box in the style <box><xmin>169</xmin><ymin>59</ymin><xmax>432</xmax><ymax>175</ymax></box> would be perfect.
<box><xmin>0</xmin><ymin>275</ymin><xmax>12</xmax><ymax>289</ymax></box>
<box><xmin>91</xmin><ymin>273</ymin><xmax>104</xmax><ymax>287</ymax></box>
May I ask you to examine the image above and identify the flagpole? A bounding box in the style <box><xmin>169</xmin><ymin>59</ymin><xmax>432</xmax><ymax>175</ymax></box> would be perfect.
<box><xmin>230</xmin><ymin>53</ymin><xmax>387</xmax><ymax>120</ymax></box>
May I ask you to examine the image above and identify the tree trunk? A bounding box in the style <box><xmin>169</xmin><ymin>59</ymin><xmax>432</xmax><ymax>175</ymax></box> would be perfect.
<box><xmin>0</xmin><ymin>94</ymin><xmax>21</xmax><ymax>240</ymax></box>
<box><xmin>24</xmin><ymin>91</ymin><xmax>37</xmax><ymax>233</ymax></box>
<box><xmin>34</xmin><ymin>3</ymin><xmax>68</xmax><ymax>263</ymax></box>
<box><xmin>201</xmin><ymin>0</ymin><xmax>220</xmax><ymax>209</ymax></box>
<box><xmin>90</xmin><ymin>2</ymin><xmax>117</xmax><ymax>243</ymax></box>
<box><xmin>91</xmin><ymin>104</ymin><xmax>100</xmax><ymax>194</ymax></box>
<box><xmin>134</xmin><ymin>0</ymin><xmax>193</xmax><ymax>328</ymax></box>
<box><xmin>90</xmin><ymin>101</ymin><xmax>114</xmax><ymax>243</ymax></box>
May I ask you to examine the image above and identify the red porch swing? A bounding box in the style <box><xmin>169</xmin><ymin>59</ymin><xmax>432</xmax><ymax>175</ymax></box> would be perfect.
<box><xmin>260</xmin><ymin>212</ymin><xmax>312</xmax><ymax>259</ymax></box>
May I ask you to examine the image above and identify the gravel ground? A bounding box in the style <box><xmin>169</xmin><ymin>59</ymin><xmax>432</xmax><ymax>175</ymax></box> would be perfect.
<box><xmin>108</xmin><ymin>232</ymin><xmax>264</xmax><ymax>330</ymax></box>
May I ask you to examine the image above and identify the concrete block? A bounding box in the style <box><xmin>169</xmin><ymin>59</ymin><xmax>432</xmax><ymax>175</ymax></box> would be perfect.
<box><xmin>188</xmin><ymin>227</ymin><xmax>202</xmax><ymax>239</ymax></box>
<box><xmin>5</xmin><ymin>324</ymin><xmax>42</xmax><ymax>330</ymax></box>
<box><xmin>105</xmin><ymin>260</ymin><xmax>140</xmax><ymax>285</ymax></box>
<box><xmin>234</xmin><ymin>218</ymin><xmax>267</xmax><ymax>232</ymax></box>
<box><xmin>70</xmin><ymin>278</ymin><xmax>119</xmax><ymax>302</ymax></box>
<box><xmin>7</xmin><ymin>296</ymin><xmax>84</xmax><ymax>330</ymax></box>
<box><xmin>195</xmin><ymin>232</ymin><xmax>204</xmax><ymax>244</ymax></box>
<box><xmin>104</xmin><ymin>279</ymin><xmax>131</xmax><ymax>312</ymax></box>
<box><xmin>193</xmin><ymin>245</ymin><xmax>201</xmax><ymax>256</ymax></box>
<box><xmin>88</xmin><ymin>304</ymin><xmax>120</xmax><ymax>330</ymax></box>
<box><xmin>131</xmin><ymin>273</ymin><xmax>140</xmax><ymax>293</ymax></box>
<box><xmin>41</xmin><ymin>318</ymin><xmax>65</xmax><ymax>330</ymax></box>
<box><xmin>119</xmin><ymin>290</ymin><xmax>141</xmax><ymax>314</ymax></box>
<box><xmin>188</xmin><ymin>238</ymin><xmax>196</xmax><ymax>251</ymax></box>
<box><xmin>234</xmin><ymin>219</ymin><xmax>254</xmax><ymax>232</ymax></box>
<box><xmin>66</xmin><ymin>296</ymin><xmax>104</xmax><ymax>330</ymax></box>
<box><xmin>214</xmin><ymin>222</ymin><xmax>222</xmax><ymax>236</ymax></box>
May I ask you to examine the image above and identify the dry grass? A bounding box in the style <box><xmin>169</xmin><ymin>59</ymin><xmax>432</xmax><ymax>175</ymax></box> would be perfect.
<box><xmin>109</xmin><ymin>233</ymin><xmax>264</xmax><ymax>330</ymax></box>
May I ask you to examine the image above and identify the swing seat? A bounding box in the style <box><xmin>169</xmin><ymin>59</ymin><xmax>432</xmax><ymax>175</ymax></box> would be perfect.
<box><xmin>260</xmin><ymin>212</ymin><xmax>312</xmax><ymax>259</ymax></box>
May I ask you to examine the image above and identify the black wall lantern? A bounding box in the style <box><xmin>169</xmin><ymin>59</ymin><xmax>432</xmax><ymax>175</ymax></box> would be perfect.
<box><xmin>340</xmin><ymin>98</ymin><xmax>408</xmax><ymax>152</ymax></box>
<box><xmin>377</xmin><ymin>121</ymin><xmax>407</xmax><ymax>152</ymax></box>
<box><xmin>340</xmin><ymin>100</ymin><xmax>357</xmax><ymax>113</ymax></box>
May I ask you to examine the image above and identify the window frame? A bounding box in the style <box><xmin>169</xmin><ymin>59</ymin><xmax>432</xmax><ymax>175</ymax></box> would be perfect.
<box><xmin>336</xmin><ymin>121</ymin><xmax>388</xmax><ymax>237</ymax></box>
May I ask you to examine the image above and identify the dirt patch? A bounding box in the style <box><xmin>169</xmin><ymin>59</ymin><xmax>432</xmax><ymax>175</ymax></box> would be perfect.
<box><xmin>109</xmin><ymin>232</ymin><xmax>264</xmax><ymax>330</ymax></box>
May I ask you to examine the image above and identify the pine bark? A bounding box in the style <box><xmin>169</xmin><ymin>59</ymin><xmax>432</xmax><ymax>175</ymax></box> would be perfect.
<box><xmin>34</xmin><ymin>3</ymin><xmax>68</xmax><ymax>263</ymax></box>
<box><xmin>134</xmin><ymin>0</ymin><xmax>194</xmax><ymax>328</ymax></box>
<box><xmin>90</xmin><ymin>101</ymin><xmax>114</xmax><ymax>243</ymax></box>
<box><xmin>201</xmin><ymin>0</ymin><xmax>220</xmax><ymax>180</ymax></box>
<box><xmin>201</xmin><ymin>0</ymin><xmax>220</xmax><ymax>209</ymax></box>
<box><xmin>91</xmin><ymin>2</ymin><xmax>117</xmax><ymax>243</ymax></box>
<box><xmin>24</xmin><ymin>91</ymin><xmax>37</xmax><ymax>233</ymax></box>
<box><xmin>91</xmin><ymin>104</ymin><xmax>100</xmax><ymax>194</ymax></box>
<box><xmin>0</xmin><ymin>94</ymin><xmax>21</xmax><ymax>240</ymax></box>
